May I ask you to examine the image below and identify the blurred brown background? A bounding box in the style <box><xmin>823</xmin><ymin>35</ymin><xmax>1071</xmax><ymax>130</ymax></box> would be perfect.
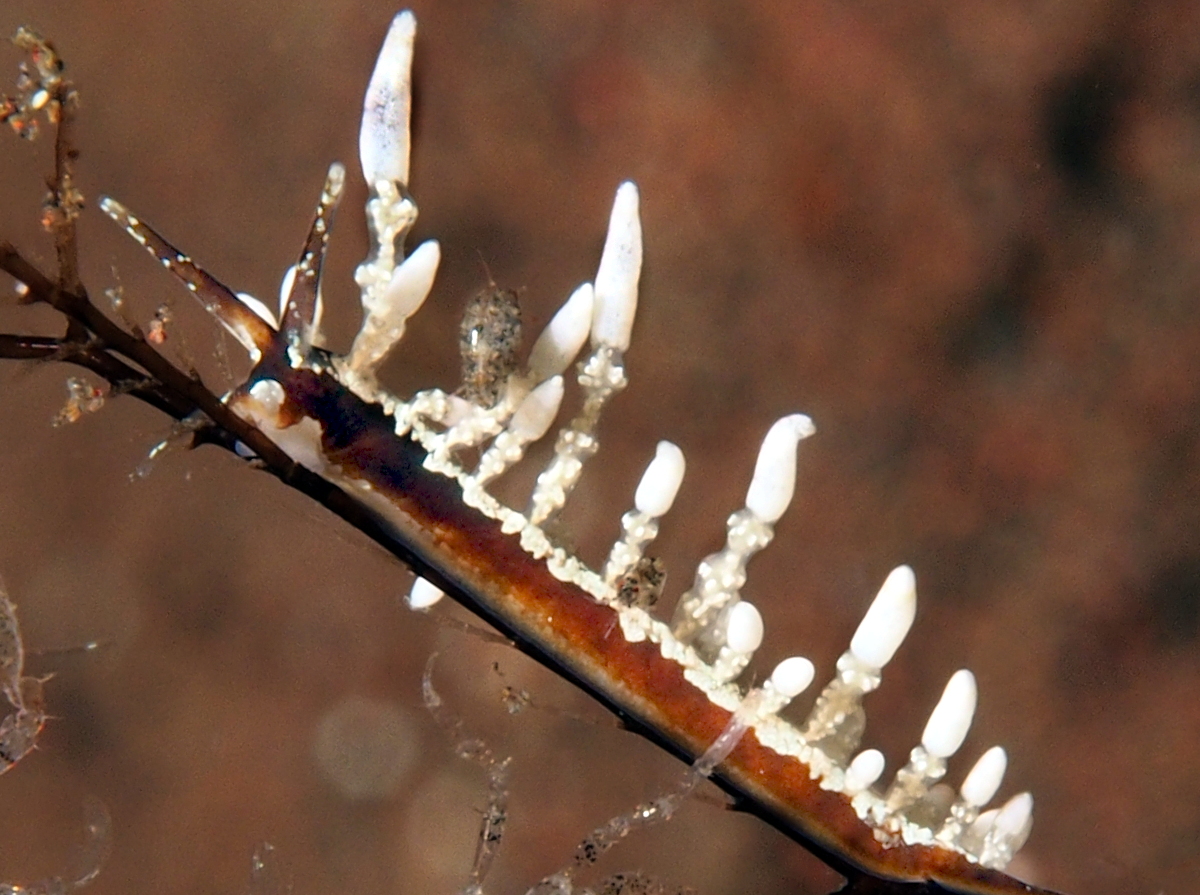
<box><xmin>2</xmin><ymin>1</ymin><xmax>1199</xmax><ymax>894</ymax></box>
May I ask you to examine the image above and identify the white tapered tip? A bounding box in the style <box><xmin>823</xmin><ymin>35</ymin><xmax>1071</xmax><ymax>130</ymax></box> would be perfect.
<box><xmin>591</xmin><ymin>182</ymin><xmax>642</xmax><ymax>351</ymax></box>
<box><xmin>725</xmin><ymin>602</ymin><xmax>763</xmax><ymax>654</ymax></box>
<box><xmin>769</xmin><ymin>656</ymin><xmax>815</xmax><ymax>698</ymax></box>
<box><xmin>849</xmin><ymin>565</ymin><xmax>918</xmax><ymax>669</ymax></box>
<box><xmin>922</xmin><ymin>669</ymin><xmax>978</xmax><ymax>759</ymax></box>
<box><xmin>744</xmin><ymin>414</ymin><xmax>815</xmax><ymax>523</ymax></box>
<box><xmin>527</xmin><ymin>283</ymin><xmax>594</xmax><ymax>382</ymax></box>
<box><xmin>360</xmin><ymin>11</ymin><xmax>416</xmax><ymax>187</ymax></box>
<box><xmin>509</xmin><ymin>376</ymin><xmax>564</xmax><ymax>442</ymax></box>
<box><xmin>994</xmin><ymin>792</ymin><xmax>1034</xmax><ymax>848</ymax></box>
<box><xmin>379</xmin><ymin>239</ymin><xmax>440</xmax><ymax>318</ymax></box>
<box><xmin>970</xmin><ymin>808</ymin><xmax>999</xmax><ymax>840</ymax></box>
<box><xmin>634</xmin><ymin>441</ymin><xmax>686</xmax><ymax>517</ymax></box>
<box><xmin>844</xmin><ymin>749</ymin><xmax>885</xmax><ymax>795</ymax></box>
<box><xmin>277</xmin><ymin>265</ymin><xmax>298</xmax><ymax>318</ymax></box>
<box><xmin>350</xmin><ymin>239</ymin><xmax>440</xmax><ymax>371</ymax></box>
<box><xmin>407</xmin><ymin>576</ymin><xmax>444</xmax><ymax>610</ymax></box>
<box><xmin>961</xmin><ymin>746</ymin><xmax>1007</xmax><ymax>808</ymax></box>
<box><xmin>237</xmin><ymin>293</ymin><xmax>279</xmax><ymax>329</ymax></box>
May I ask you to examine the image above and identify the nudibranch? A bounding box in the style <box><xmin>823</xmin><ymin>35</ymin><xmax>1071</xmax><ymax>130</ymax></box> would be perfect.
<box><xmin>100</xmin><ymin>11</ymin><xmax>1060</xmax><ymax>894</ymax></box>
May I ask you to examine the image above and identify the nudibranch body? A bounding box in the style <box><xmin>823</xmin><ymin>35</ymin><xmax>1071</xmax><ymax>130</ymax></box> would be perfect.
<box><xmin>100</xmin><ymin>11</ymin><xmax>1058</xmax><ymax>894</ymax></box>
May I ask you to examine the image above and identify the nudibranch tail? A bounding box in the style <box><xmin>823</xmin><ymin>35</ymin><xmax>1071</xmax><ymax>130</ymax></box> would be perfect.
<box><xmin>98</xmin><ymin>9</ymin><xmax>1063</xmax><ymax>894</ymax></box>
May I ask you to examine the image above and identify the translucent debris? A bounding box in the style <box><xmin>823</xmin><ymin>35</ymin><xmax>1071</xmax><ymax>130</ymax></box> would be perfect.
<box><xmin>248</xmin><ymin>842</ymin><xmax>293</xmax><ymax>895</ymax></box>
<box><xmin>0</xmin><ymin>582</ymin><xmax>49</xmax><ymax>776</ymax></box>
<box><xmin>423</xmin><ymin>655</ymin><xmax>511</xmax><ymax>894</ymax></box>
<box><xmin>0</xmin><ymin>691</ymin><xmax>48</xmax><ymax>772</ymax></box>
<box><xmin>0</xmin><ymin>797</ymin><xmax>111</xmax><ymax>894</ymax></box>
<box><xmin>0</xmin><ymin>580</ymin><xmax>27</xmax><ymax>705</ymax></box>
<box><xmin>693</xmin><ymin>656</ymin><xmax>814</xmax><ymax>777</ymax></box>
<box><xmin>52</xmin><ymin>376</ymin><xmax>105</xmax><ymax>427</ymax></box>
<box><xmin>130</xmin><ymin>413</ymin><xmax>208</xmax><ymax>481</ymax></box>
<box><xmin>312</xmin><ymin>695</ymin><xmax>418</xmax><ymax>800</ymax></box>
<box><xmin>145</xmin><ymin>303</ymin><xmax>172</xmax><ymax>345</ymax></box>
<box><xmin>1</xmin><ymin>27</ymin><xmax>70</xmax><ymax>141</ymax></box>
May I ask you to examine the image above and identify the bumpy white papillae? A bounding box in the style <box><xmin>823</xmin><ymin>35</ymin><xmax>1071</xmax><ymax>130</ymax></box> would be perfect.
<box><xmin>961</xmin><ymin>746</ymin><xmax>1007</xmax><ymax>808</ymax></box>
<box><xmin>845</xmin><ymin>749</ymin><xmax>886</xmax><ymax>795</ymax></box>
<box><xmin>509</xmin><ymin>377</ymin><xmax>564</xmax><ymax>442</ymax></box>
<box><xmin>526</xmin><ymin>183</ymin><xmax>644</xmax><ymax>526</ymax></box>
<box><xmin>527</xmin><ymin>283</ymin><xmax>595</xmax><ymax>383</ymax></box>
<box><xmin>359</xmin><ymin>11</ymin><xmax>416</xmax><ymax>188</ymax></box>
<box><xmin>994</xmin><ymin>793</ymin><xmax>1033</xmax><ymax>843</ymax></box>
<box><xmin>634</xmin><ymin>441</ymin><xmax>686</xmax><ymax>517</ymax></box>
<box><xmin>922</xmin><ymin>670</ymin><xmax>978</xmax><ymax>759</ymax></box>
<box><xmin>670</xmin><ymin>414</ymin><xmax>815</xmax><ymax>650</ymax></box>
<box><xmin>744</xmin><ymin>414</ymin><xmax>815</xmax><ymax>523</ymax></box>
<box><xmin>348</xmin><ymin>239</ymin><xmax>440</xmax><ymax>374</ymax></box>
<box><xmin>467</xmin><ymin>379</ymin><xmax>565</xmax><ymax>486</ymax></box>
<box><xmin>602</xmin><ymin>440</ymin><xmax>685</xmax><ymax>584</ymax></box>
<box><xmin>724</xmin><ymin>601</ymin><xmax>764</xmax><ymax>654</ymax></box>
<box><xmin>120</xmin><ymin>8</ymin><xmax>1038</xmax><ymax>873</ymax></box>
<box><xmin>978</xmin><ymin>793</ymin><xmax>1034</xmax><ymax>869</ymax></box>
<box><xmin>849</xmin><ymin>565</ymin><xmax>918</xmax><ymax>670</ymax></box>
<box><xmin>408</xmin><ymin>576</ymin><xmax>445</xmax><ymax>610</ymax></box>
<box><xmin>591</xmin><ymin>182</ymin><xmax>642</xmax><ymax>352</ymax></box>
<box><xmin>694</xmin><ymin>656</ymin><xmax>814</xmax><ymax>777</ymax></box>
<box><xmin>460</xmin><ymin>382</ymin><xmax>567</xmax><ymax>488</ymax></box>
<box><xmin>769</xmin><ymin>656</ymin><xmax>815</xmax><ymax>698</ymax></box>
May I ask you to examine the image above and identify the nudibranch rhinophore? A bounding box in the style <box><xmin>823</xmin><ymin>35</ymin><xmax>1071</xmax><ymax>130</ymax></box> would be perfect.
<box><xmin>100</xmin><ymin>11</ymin><xmax>1062</xmax><ymax>894</ymax></box>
